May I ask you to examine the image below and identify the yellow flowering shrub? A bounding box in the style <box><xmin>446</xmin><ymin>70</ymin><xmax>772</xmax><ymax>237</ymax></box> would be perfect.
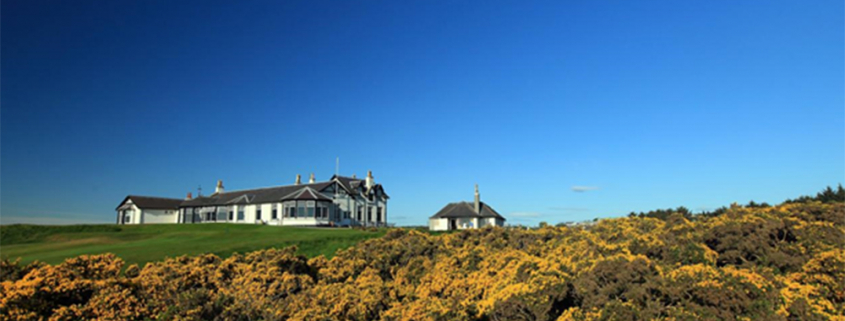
<box><xmin>0</xmin><ymin>201</ymin><xmax>841</xmax><ymax>320</ymax></box>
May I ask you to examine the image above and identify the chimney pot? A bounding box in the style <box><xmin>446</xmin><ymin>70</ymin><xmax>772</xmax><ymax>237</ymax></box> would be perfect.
<box><xmin>215</xmin><ymin>180</ymin><xmax>224</xmax><ymax>194</ymax></box>
<box><xmin>186</xmin><ymin>192</ymin><xmax>193</xmax><ymax>200</ymax></box>
<box><xmin>295</xmin><ymin>174</ymin><xmax>302</xmax><ymax>185</ymax></box>
<box><xmin>474</xmin><ymin>184</ymin><xmax>481</xmax><ymax>214</ymax></box>
<box><xmin>365</xmin><ymin>170</ymin><xmax>374</xmax><ymax>189</ymax></box>
<box><xmin>309</xmin><ymin>173</ymin><xmax>315</xmax><ymax>184</ymax></box>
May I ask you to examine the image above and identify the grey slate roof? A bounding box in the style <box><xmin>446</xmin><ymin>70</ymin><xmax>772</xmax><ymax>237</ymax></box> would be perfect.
<box><xmin>117</xmin><ymin>195</ymin><xmax>183</xmax><ymax>210</ymax></box>
<box><xmin>280</xmin><ymin>187</ymin><xmax>333</xmax><ymax>201</ymax></box>
<box><xmin>180</xmin><ymin>182</ymin><xmax>333</xmax><ymax>207</ymax></box>
<box><xmin>331</xmin><ymin>175</ymin><xmax>390</xmax><ymax>199</ymax></box>
<box><xmin>429</xmin><ymin>201</ymin><xmax>505</xmax><ymax>220</ymax></box>
<box><xmin>331</xmin><ymin>175</ymin><xmax>363</xmax><ymax>193</ymax></box>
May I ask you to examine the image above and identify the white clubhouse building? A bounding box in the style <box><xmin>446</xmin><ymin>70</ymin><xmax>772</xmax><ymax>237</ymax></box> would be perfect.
<box><xmin>116</xmin><ymin>171</ymin><xmax>388</xmax><ymax>227</ymax></box>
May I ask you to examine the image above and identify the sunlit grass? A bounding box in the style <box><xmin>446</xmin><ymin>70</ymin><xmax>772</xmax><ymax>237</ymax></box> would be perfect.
<box><xmin>0</xmin><ymin>223</ymin><xmax>385</xmax><ymax>266</ymax></box>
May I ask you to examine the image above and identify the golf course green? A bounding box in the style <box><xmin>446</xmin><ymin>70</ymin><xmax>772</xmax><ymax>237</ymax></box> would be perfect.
<box><xmin>0</xmin><ymin>223</ymin><xmax>386</xmax><ymax>266</ymax></box>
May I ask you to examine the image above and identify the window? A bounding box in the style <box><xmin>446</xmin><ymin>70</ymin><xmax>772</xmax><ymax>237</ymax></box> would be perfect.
<box><xmin>316</xmin><ymin>206</ymin><xmax>328</xmax><ymax>219</ymax></box>
<box><xmin>272</xmin><ymin>204</ymin><xmax>278</xmax><ymax>220</ymax></box>
<box><xmin>306</xmin><ymin>201</ymin><xmax>315</xmax><ymax>217</ymax></box>
<box><xmin>237</xmin><ymin>207</ymin><xmax>245</xmax><ymax>221</ymax></box>
<box><xmin>368</xmin><ymin>207</ymin><xmax>372</xmax><ymax>221</ymax></box>
<box><xmin>229</xmin><ymin>211</ymin><xmax>234</xmax><ymax>221</ymax></box>
<box><xmin>256</xmin><ymin>208</ymin><xmax>262</xmax><ymax>220</ymax></box>
<box><xmin>377</xmin><ymin>207</ymin><xmax>382</xmax><ymax>223</ymax></box>
<box><xmin>357</xmin><ymin>206</ymin><xmax>363</xmax><ymax>221</ymax></box>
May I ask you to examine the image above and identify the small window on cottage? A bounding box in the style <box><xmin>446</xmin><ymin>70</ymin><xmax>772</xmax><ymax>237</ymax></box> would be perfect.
<box><xmin>256</xmin><ymin>208</ymin><xmax>262</xmax><ymax>220</ymax></box>
<box><xmin>237</xmin><ymin>207</ymin><xmax>245</xmax><ymax>221</ymax></box>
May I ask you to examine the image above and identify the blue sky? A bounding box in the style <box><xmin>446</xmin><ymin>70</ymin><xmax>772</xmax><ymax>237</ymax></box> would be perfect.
<box><xmin>2</xmin><ymin>0</ymin><xmax>843</xmax><ymax>226</ymax></box>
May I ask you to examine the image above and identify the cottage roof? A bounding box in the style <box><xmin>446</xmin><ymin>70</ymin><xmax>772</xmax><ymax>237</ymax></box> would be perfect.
<box><xmin>116</xmin><ymin>195</ymin><xmax>183</xmax><ymax>210</ymax></box>
<box><xmin>429</xmin><ymin>201</ymin><xmax>505</xmax><ymax>220</ymax></box>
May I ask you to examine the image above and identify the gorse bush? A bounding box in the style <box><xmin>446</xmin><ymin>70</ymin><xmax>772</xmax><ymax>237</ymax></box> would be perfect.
<box><xmin>1</xmin><ymin>201</ymin><xmax>843</xmax><ymax>320</ymax></box>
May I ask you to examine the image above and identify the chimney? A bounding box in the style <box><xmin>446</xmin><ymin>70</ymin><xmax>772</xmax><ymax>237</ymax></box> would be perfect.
<box><xmin>186</xmin><ymin>192</ymin><xmax>193</xmax><ymax>200</ymax></box>
<box><xmin>365</xmin><ymin>170</ymin><xmax>374</xmax><ymax>189</ymax></box>
<box><xmin>474</xmin><ymin>184</ymin><xmax>481</xmax><ymax>214</ymax></box>
<box><xmin>309</xmin><ymin>173</ymin><xmax>316</xmax><ymax>184</ymax></box>
<box><xmin>295</xmin><ymin>174</ymin><xmax>301</xmax><ymax>185</ymax></box>
<box><xmin>215</xmin><ymin>180</ymin><xmax>224</xmax><ymax>194</ymax></box>
<box><xmin>352</xmin><ymin>173</ymin><xmax>357</xmax><ymax>179</ymax></box>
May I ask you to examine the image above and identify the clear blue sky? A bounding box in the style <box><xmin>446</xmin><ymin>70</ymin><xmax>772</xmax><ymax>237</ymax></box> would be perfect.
<box><xmin>2</xmin><ymin>0</ymin><xmax>842</xmax><ymax>226</ymax></box>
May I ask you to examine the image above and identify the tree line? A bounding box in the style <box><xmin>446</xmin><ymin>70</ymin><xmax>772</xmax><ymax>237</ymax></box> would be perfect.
<box><xmin>629</xmin><ymin>185</ymin><xmax>844</xmax><ymax>221</ymax></box>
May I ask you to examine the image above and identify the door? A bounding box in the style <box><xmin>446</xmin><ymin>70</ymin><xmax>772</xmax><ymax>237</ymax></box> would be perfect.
<box><xmin>449</xmin><ymin>219</ymin><xmax>457</xmax><ymax>230</ymax></box>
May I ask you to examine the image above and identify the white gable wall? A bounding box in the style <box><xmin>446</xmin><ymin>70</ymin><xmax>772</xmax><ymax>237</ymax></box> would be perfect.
<box><xmin>429</xmin><ymin>218</ymin><xmax>448</xmax><ymax>231</ymax></box>
<box><xmin>142</xmin><ymin>209</ymin><xmax>178</xmax><ymax>224</ymax></box>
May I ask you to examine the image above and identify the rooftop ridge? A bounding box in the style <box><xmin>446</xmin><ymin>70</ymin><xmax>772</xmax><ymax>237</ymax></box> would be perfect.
<box><xmin>204</xmin><ymin>181</ymin><xmax>332</xmax><ymax>196</ymax></box>
<box><xmin>128</xmin><ymin>195</ymin><xmax>185</xmax><ymax>200</ymax></box>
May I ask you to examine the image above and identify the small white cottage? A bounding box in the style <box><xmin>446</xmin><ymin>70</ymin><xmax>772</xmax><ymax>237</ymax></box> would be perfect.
<box><xmin>429</xmin><ymin>185</ymin><xmax>505</xmax><ymax>231</ymax></box>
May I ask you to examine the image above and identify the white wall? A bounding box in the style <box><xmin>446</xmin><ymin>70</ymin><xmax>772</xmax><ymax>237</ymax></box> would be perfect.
<box><xmin>125</xmin><ymin>205</ymin><xmax>142</xmax><ymax>224</ymax></box>
<box><xmin>130</xmin><ymin>205</ymin><xmax>141</xmax><ymax>224</ymax></box>
<box><xmin>429</xmin><ymin>218</ymin><xmax>448</xmax><ymax>231</ymax></box>
<box><xmin>142</xmin><ymin>209</ymin><xmax>178</xmax><ymax>224</ymax></box>
<box><xmin>455</xmin><ymin>217</ymin><xmax>478</xmax><ymax>229</ymax></box>
<box><xmin>116</xmin><ymin>200</ymin><xmax>179</xmax><ymax>225</ymax></box>
<box><xmin>118</xmin><ymin>201</ymin><xmax>141</xmax><ymax>224</ymax></box>
<box><xmin>232</xmin><ymin>204</ymin><xmax>261</xmax><ymax>224</ymax></box>
<box><xmin>256</xmin><ymin>203</ymin><xmax>273</xmax><ymax>224</ymax></box>
<box><xmin>281</xmin><ymin>217</ymin><xmax>330</xmax><ymax>226</ymax></box>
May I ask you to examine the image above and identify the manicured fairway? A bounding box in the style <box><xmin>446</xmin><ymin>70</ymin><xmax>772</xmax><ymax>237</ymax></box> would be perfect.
<box><xmin>0</xmin><ymin>224</ymin><xmax>386</xmax><ymax>266</ymax></box>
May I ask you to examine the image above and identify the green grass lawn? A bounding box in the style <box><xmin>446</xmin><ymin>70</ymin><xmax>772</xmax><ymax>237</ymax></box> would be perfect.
<box><xmin>0</xmin><ymin>224</ymin><xmax>386</xmax><ymax>266</ymax></box>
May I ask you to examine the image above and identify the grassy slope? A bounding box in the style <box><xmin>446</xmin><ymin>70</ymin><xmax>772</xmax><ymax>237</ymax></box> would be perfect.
<box><xmin>0</xmin><ymin>224</ymin><xmax>385</xmax><ymax>266</ymax></box>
